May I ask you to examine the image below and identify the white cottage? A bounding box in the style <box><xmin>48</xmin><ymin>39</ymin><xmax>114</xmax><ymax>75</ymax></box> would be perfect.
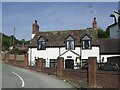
<box><xmin>28</xmin><ymin>18</ymin><xmax>120</xmax><ymax>69</ymax></box>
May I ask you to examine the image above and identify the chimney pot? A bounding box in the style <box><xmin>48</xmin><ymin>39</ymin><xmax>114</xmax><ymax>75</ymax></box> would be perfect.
<box><xmin>35</xmin><ymin>20</ymin><xmax>37</xmax><ymax>24</ymax></box>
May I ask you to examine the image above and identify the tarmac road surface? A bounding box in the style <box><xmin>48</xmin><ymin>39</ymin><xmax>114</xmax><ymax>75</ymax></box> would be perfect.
<box><xmin>2</xmin><ymin>62</ymin><xmax>74</xmax><ymax>88</ymax></box>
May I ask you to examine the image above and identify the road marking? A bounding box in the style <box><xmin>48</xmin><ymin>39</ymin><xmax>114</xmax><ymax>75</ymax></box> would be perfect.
<box><xmin>12</xmin><ymin>72</ymin><xmax>25</xmax><ymax>88</ymax></box>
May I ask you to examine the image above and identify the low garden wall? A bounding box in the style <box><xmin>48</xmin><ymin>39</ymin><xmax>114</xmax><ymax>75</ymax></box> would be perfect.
<box><xmin>2</xmin><ymin>53</ymin><xmax>28</xmax><ymax>68</ymax></box>
<box><xmin>42</xmin><ymin>67</ymin><xmax>57</xmax><ymax>75</ymax></box>
<box><xmin>35</xmin><ymin>57</ymin><xmax>120</xmax><ymax>88</ymax></box>
<box><xmin>63</xmin><ymin>69</ymin><xmax>87</xmax><ymax>81</ymax></box>
<box><xmin>96</xmin><ymin>71</ymin><xmax>119</xmax><ymax>88</ymax></box>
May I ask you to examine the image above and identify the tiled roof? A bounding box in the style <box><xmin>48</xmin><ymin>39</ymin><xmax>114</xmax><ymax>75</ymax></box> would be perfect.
<box><xmin>29</xmin><ymin>29</ymin><xmax>120</xmax><ymax>54</ymax></box>
<box><xmin>98</xmin><ymin>38</ymin><xmax>120</xmax><ymax>54</ymax></box>
<box><xmin>29</xmin><ymin>29</ymin><xmax>97</xmax><ymax>47</ymax></box>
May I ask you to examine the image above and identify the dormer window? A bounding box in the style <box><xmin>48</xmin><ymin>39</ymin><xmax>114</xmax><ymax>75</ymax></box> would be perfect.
<box><xmin>37</xmin><ymin>37</ymin><xmax>46</xmax><ymax>50</ymax></box>
<box><xmin>81</xmin><ymin>35</ymin><xmax>91</xmax><ymax>49</ymax></box>
<box><xmin>66</xmin><ymin>35</ymin><xmax>75</xmax><ymax>50</ymax></box>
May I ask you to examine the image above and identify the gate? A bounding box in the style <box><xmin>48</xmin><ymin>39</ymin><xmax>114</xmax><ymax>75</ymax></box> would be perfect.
<box><xmin>65</xmin><ymin>59</ymin><xmax>74</xmax><ymax>69</ymax></box>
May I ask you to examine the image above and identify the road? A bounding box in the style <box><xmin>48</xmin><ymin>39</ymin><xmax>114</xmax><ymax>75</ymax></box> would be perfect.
<box><xmin>2</xmin><ymin>62</ymin><xmax>74</xmax><ymax>88</ymax></box>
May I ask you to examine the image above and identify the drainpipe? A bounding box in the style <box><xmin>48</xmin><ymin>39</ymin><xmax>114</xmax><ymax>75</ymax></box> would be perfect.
<box><xmin>59</xmin><ymin>47</ymin><xmax>61</xmax><ymax>56</ymax></box>
<box><xmin>30</xmin><ymin>48</ymin><xmax>32</xmax><ymax>66</ymax></box>
<box><xmin>80</xmin><ymin>46</ymin><xmax>82</xmax><ymax>67</ymax></box>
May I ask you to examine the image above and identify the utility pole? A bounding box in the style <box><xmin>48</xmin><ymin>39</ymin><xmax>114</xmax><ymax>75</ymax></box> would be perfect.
<box><xmin>13</xmin><ymin>28</ymin><xmax>15</xmax><ymax>47</ymax></box>
<box><xmin>9</xmin><ymin>35</ymin><xmax>11</xmax><ymax>49</ymax></box>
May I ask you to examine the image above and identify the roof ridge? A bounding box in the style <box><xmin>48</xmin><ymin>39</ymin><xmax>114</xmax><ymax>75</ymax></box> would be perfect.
<box><xmin>39</xmin><ymin>29</ymin><xmax>88</xmax><ymax>33</ymax></box>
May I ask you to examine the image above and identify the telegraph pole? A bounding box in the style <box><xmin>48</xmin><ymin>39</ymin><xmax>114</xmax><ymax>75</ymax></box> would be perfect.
<box><xmin>13</xmin><ymin>28</ymin><xmax>15</xmax><ymax>47</ymax></box>
<box><xmin>9</xmin><ymin>36</ymin><xmax>11</xmax><ymax>49</ymax></box>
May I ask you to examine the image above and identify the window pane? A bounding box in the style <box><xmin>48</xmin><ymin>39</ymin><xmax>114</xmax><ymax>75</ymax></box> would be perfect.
<box><xmin>82</xmin><ymin>40</ymin><xmax>91</xmax><ymax>49</ymax></box>
<box><xmin>71</xmin><ymin>41</ymin><xmax>74</xmax><ymax>49</ymax></box>
<box><xmin>39</xmin><ymin>44</ymin><xmax>41</xmax><ymax>49</ymax></box>
<box><xmin>67</xmin><ymin>41</ymin><xmax>70</xmax><ymax>49</ymax></box>
<box><xmin>66</xmin><ymin>40</ymin><xmax>74</xmax><ymax>50</ymax></box>
<box><xmin>84</xmin><ymin>40</ymin><xmax>89</xmax><ymax>49</ymax></box>
<box><xmin>83</xmin><ymin>41</ymin><xmax>85</xmax><ymax>49</ymax></box>
<box><xmin>88</xmin><ymin>41</ymin><xmax>91</xmax><ymax>49</ymax></box>
<box><xmin>37</xmin><ymin>41</ymin><xmax>46</xmax><ymax>50</ymax></box>
<box><xmin>41</xmin><ymin>41</ymin><xmax>45</xmax><ymax>49</ymax></box>
<box><xmin>68</xmin><ymin>41</ymin><xmax>71</xmax><ymax>49</ymax></box>
<box><xmin>50</xmin><ymin>59</ymin><xmax>57</xmax><ymax>68</ymax></box>
<box><xmin>43</xmin><ymin>59</ymin><xmax>46</xmax><ymax>67</ymax></box>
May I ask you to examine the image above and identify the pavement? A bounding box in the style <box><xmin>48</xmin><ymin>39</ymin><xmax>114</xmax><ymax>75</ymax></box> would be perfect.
<box><xmin>2</xmin><ymin>62</ymin><xmax>75</xmax><ymax>88</ymax></box>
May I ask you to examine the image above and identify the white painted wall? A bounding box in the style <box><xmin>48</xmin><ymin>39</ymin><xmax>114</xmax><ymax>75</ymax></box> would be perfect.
<box><xmin>111</xmin><ymin>11</ymin><xmax>119</xmax><ymax>23</ymax></box>
<box><xmin>28</xmin><ymin>46</ymin><xmax>101</xmax><ymax>67</ymax></box>
<box><xmin>100</xmin><ymin>54</ymin><xmax>120</xmax><ymax>62</ymax></box>
<box><xmin>28</xmin><ymin>47</ymin><xmax>59</xmax><ymax>67</ymax></box>
<box><xmin>60</xmin><ymin>47</ymin><xmax>80</xmax><ymax>55</ymax></box>
<box><xmin>60</xmin><ymin>51</ymin><xmax>79</xmax><ymax>60</ymax></box>
<box><xmin>110</xmin><ymin>24</ymin><xmax>120</xmax><ymax>38</ymax></box>
<box><xmin>29</xmin><ymin>46</ymin><xmax>120</xmax><ymax>69</ymax></box>
<box><xmin>81</xmin><ymin>46</ymin><xmax>100</xmax><ymax>62</ymax></box>
<box><xmin>28</xmin><ymin>47</ymin><xmax>81</xmax><ymax>67</ymax></box>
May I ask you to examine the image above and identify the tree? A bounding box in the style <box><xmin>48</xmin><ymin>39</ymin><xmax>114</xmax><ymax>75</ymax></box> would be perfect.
<box><xmin>1</xmin><ymin>33</ymin><xmax>29</xmax><ymax>51</ymax></box>
<box><xmin>105</xmin><ymin>29</ymin><xmax>110</xmax><ymax>38</ymax></box>
<box><xmin>98</xmin><ymin>29</ymin><xmax>109</xmax><ymax>38</ymax></box>
<box><xmin>21</xmin><ymin>39</ymin><xmax>26</xmax><ymax>44</ymax></box>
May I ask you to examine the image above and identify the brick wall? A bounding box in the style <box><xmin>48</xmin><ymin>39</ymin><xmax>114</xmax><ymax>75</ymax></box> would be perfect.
<box><xmin>63</xmin><ymin>69</ymin><xmax>87</xmax><ymax>84</ymax></box>
<box><xmin>42</xmin><ymin>67</ymin><xmax>56</xmax><ymax>75</ymax></box>
<box><xmin>35</xmin><ymin>57</ymin><xmax>120</xmax><ymax>88</ymax></box>
<box><xmin>88</xmin><ymin>57</ymin><xmax>97</xmax><ymax>87</ymax></box>
<box><xmin>35</xmin><ymin>58</ymin><xmax>57</xmax><ymax>75</ymax></box>
<box><xmin>96</xmin><ymin>71</ymin><xmax>119</xmax><ymax>88</ymax></box>
<box><xmin>3</xmin><ymin>53</ymin><xmax>28</xmax><ymax>68</ymax></box>
<box><xmin>4</xmin><ymin>53</ymin><xmax>118</xmax><ymax>88</ymax></box>
<box><xmin>57</xmin><ymin>57</ymin><xmax>64</xmax><ymax>77</ymax></box>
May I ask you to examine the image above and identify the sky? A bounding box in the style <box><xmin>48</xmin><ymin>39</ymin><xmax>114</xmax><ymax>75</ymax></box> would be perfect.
<box><xmin>0</xmin><ymin>2</ymin><xmax>2</xmax><ymax>33</ymax></box>
<box><xmin>2</xmin><ymin>2</ymin><xmax>119</xmax><ymax>40</ymax></box>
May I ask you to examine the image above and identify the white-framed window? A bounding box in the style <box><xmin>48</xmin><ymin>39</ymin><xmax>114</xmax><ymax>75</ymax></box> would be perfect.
<box><xmin>37</xmin><ymin>37</ymin><xmax>46</xmax><ymax>50</ymax></box>
<box><xmin>82</xmin><ymin>40</ymin><xmax>91</xmax><ymax>49</ymax></box>
<box><xmin>66</xmin><ymin>35</ymin><xmax>75</xmax><ymax>50</ymax></box>
<box><xmin>81</xmin><ymin>35</ymin><xmax>91</xmax><ymax>49</ymax></box>
<box><xmin>50</xmin><ymin>59</ymin><xmax>57</xmax><ymax>68</ymax></box>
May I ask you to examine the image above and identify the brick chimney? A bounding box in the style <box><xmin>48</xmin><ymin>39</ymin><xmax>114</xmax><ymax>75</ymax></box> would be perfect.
<box><xmin>32</xmin><ymin>20</ymin><xmax>39</xmax><ymax>39</ymax></box>
<box><xmin>93</xmin><ymin>17</ymin><xmax>97</xmax><ymax>30</ymax></box>
<box><xmin>92</xmin><ymin>17</ymin><xmax>98</xmax><ymax>37</ymax></box>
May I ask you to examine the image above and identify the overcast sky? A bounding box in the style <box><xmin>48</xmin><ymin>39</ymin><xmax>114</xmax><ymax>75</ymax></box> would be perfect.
<box><xmin>2</xmin><ymin>2</ymin><xmax>118</xmax><ymax>40</ymax></box>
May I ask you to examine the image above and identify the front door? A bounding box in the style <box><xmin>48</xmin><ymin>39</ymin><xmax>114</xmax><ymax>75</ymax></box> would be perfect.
<box><xmin>65</xmin><ymin>59</ymin><xmax>74</xmax><ymax>69</ymax></box>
